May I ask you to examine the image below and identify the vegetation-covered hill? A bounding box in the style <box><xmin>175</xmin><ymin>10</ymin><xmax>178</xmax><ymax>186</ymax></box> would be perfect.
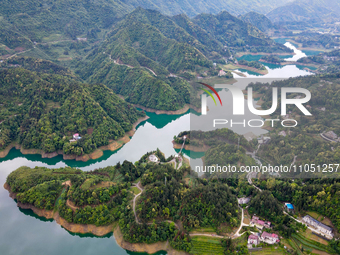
<box><xmin>78</xmin><ymin>8</ymin><xmax>214</xmax><ymax>75</ymax></box>
<box><xmin>298</xmin><ymin>49</ymin><xmax>340</xmax><ymax>73</ymax></box>
<box><xmin>74</xmin><ymin>8</ymin><xmax>217</xmax><ymax>111</ymax></box>
<box><xmin>192</xmin><ymin>11</ymin><xmax>291</xmax><ymax>53</ymax></box>
<box><xmin>249</xmin><ymin>74</ymin><xmax>340</xmax><ymax>176</ymax></box>
<box><xmin>0</xmin><ymin>66</ymin><xmax>145</xmax><ymax>156</ymax></box>
<box><xmin>239</xmin><ymin>11</ymin><xmax>275</xmax><ymax>32</ymax></box>
<box><xmin>0</xmin><ymin>0</ymin><xmax>132</xmax><ymax>50</ymax></box>
<box><xmin>74</xmin><ymin>8</ymin><xmax>292</xmax><ymax>111</ymax></box>
<box><xmin>5</xmin><ymin>158</ymin><xmax>240</xmax><ymax>253</ymax></box>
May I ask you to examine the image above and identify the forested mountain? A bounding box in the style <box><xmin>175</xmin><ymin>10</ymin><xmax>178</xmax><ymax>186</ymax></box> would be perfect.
<box><xmin>192</xmin><ymin>11</ymin><xmax>290</xmax><ymax>53</ymax></box>
<box><xmin>267</xmin><ymin>0</ymin><xmax>340</xmax><ymax>28</ymax></box>
<box><xmin>0</xmin><ymin>66</ymin><xmax>144</xmax><ymax>156</ymax></box>
<box><xmin>239</xmin><ymin>12</ymin><xmax>275</xmax><ymax>32</ymax></box>
<box><xmin>0</xmin><ymin>0</ymin><xmax>293</xmax><ymax>58</ymax></box>
<box><xmin>74</xmin><ymin>8</ymin><xmax>216</xmax><ymax>111</ymax></box>
<box><xmin>74</xmin><ymin>8</ymin><xmax>292</xmax><ymax>111</ymax></box>
<box><xmin>0</xmin><ymin>0</ymin><xmax>131</xmax><ymax>50</ymax></box>
<box><xmin>78</xmin><ymin>8</ymin><xmax>215</xmax><ymax>74</ymax></box>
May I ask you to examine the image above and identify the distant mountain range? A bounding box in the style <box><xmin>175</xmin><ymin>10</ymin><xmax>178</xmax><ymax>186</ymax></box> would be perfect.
<box><xmin>122</xmin><ymin>0</ymin><xmax>293</xmax><ymax>17</ymax></box>
<box><xmin>0</xmin><ymin>0</ymin><xmax>292</xmax><ymax>49</ymax></box>
<box><xmin>0</xmin><ymin>2</ymin><xmax>296</xmax><ymax>112</ymax></box>
<box><xmin>267</xmin><ymin>0</ymin><xmax>340</xmax><ymax>28</ymax></box>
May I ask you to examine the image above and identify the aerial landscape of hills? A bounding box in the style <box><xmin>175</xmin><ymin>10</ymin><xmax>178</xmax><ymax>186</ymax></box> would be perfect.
<box><xmin>1</xmin><ymin>1</ymin><xmax>340</xmax><ymax>255</ymax></box>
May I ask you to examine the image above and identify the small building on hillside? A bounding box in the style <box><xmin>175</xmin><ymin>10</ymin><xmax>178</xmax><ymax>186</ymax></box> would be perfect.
<box><xmin>248</xmin><ymin>234</ymin><xmax>259</xmax><ymax>246</ymax></box>
<box><xmin>218</xmin><ymin>70</ymin><xmax>226</xmax><ymax>76</ymax></box>
<box><xmin>302</xmin><ymin>215</ymin><xmax>333</xmax><ymax>238</ymax></box>
<box><xmin>284</xmin><ymin>203</ymin><xmax>294</xmax><ymax>213</ymax></box>
<box><xmin>260</xmin><ymin>231</ymin><xmax>280</xmax><ymax>244</ymax></box>
<box><xmin>324</xmin><ymin>131</ymin><xmax>338</xmax><ymax>141</ymax></box>
<box><xmin>238</xmin><ymin>197</ymin><xmax>250</xmax><ymax>205</ymax></box>
<box><xmin>258</xmin><ymin>135</ymin><xmax>271</xmax><ymax>144</ymax></box>
<box><xmin>73</xmin><ymin>133</ymin><xmax>81</xmax><ymax>140</ymax></box>
<box><xmin>278</xmin><ymin>131</ymin><xmax>287</xmax><ymax>137</ymax></box>
<box><xmin>148</xmin><ymin>154</ymin><xmax>159</xmax><ymax>163</ymax></box>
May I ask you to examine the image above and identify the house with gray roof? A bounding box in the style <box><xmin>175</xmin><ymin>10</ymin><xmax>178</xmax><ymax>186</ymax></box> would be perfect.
<box><xmin>302</xmin><ymin>215</ymin><xmax>333</xmax><ymax>238</ymax></box>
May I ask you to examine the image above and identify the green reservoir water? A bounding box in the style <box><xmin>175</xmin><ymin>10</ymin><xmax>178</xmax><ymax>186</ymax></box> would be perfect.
<box><xmin>235</xmin><ymin>42</ymin><xmax>316</xmax><ymax>78</ymax></box>
<box><xmin>236</xmin><ymin>39</ymin><xmax>322</xmax><ymax>77</ymax></box>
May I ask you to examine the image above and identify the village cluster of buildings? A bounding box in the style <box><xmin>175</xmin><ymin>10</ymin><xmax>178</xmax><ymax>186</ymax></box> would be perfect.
<box><xmin>250</xmin><ymin>216</ymin><xmax>272</xmax><ymax>230</ymax></box>
<box><xmin>247</xmin><ymin>215</ymin><xmax>280</xmax><ymax>247</ymax></box>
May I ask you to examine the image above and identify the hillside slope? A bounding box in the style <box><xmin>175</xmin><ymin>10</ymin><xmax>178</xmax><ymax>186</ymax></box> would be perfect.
<box><xmin>0</xmin><ymin>65</ymin><xmax>145</xmax><ymax>156</ymax></box>
<box><xmin>193</xmin><ymin>11</ymin><xmax>290</xmax><ymax>52</ymax></box>
<box><xmin>239</xmin><ymin>11</ymin><xmax>275</xmax><ymax>32</ymax></box>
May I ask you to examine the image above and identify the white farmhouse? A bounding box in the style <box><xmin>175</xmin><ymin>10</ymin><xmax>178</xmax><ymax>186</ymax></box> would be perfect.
<box><xmin>248</xmin><ymin>234</ymin><xmax>259</xmax><ymax>246</ymax></box>
<box><xmin>302</xmin><ymin>215</ymin><xmax>333</xmax><ymax>238</ymax></box>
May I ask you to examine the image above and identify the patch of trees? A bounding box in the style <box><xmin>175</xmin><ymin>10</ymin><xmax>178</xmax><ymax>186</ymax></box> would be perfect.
<box><xmin>137</xmin><ymin>181</ymin><xmax>240</xmax><ymax>232</ymax></box>
<box><xmin>238</xmin><ymin>59</ymin><xmax>266</xmax><ymax>70</ymax></box>
<box><xmin>221</xmin><ymin>238</ymin><xmax>248</xmax><ymax>255</ymax></box>
<box><xmin>182</xmin><ymin>129</ymin><xmax>253</xmax><ymax>151</ymax></box>
<box><xmin>260</xmin><ymin>55</ymin><xmax>282</xmax><ymax>64</ymax></box>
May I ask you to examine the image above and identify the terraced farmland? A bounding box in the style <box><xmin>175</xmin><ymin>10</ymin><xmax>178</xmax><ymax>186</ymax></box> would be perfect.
<box><xmin>190</xmin><ymin>236</ymin><xmax>224</xmax><ymax>255</ymax></box>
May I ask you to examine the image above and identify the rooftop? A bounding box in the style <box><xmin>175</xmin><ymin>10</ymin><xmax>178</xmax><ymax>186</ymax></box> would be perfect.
<box><xmin>285</xmin><ymin>203</ymin><xmax>294</xmax><ymax>209</ymax></box>
<box><xmin>261</xmin><ymin>231</ymin><xmax>279</xmax><ymax>239</ymax></box>
<box><xmin>303</xmin><ymin>215</ymin><xmax>333</xmax><ymax>232</ymax></box>
<box><xmin>248</xmin><ymin>234</ymin><xmax>259</xmax><ymax>240</ymax></box>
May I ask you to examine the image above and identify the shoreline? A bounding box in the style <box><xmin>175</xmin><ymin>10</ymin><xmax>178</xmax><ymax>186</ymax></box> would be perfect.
<box><xmin>260</xmin><ymin>59</ymin><xmax>318</xmax><ymax>69</ymax></box>
<box><xmin>4</xmin><ymin>183</ymin><xmax>188</xmax><ymax>254</ymax></box>
<box><xmin>0</xmin><ymin>115</ymin><xmax>149</xmax><ymax>161</ymax></box>
<box><xmin>234</xmin><ymin>64</ymin><xmax>269</xmax><ymax>75</ymax></box>
<box><xmin>236</xmin><ymin>51</ymin><xmax>295</xmax><ymax>57</ymax></box>
<box><xmin>173</xmin><ymin>140</ymin><xmax>209</xmax><ymax>152</ymax></box>
<box><xmin>134</xmin><ymin>103</ymin><xmax>200</xmax><ymax>115</ymax></box>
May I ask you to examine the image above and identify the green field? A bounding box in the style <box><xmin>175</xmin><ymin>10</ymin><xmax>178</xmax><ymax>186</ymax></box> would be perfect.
<box><xmin>250</xmin><ymin>246</ymin><xmax>286</xmax><ymax>255</ymax></box>
<box><xmin>130</xmin><ymin>186</ymin><xmax>141</xmax><ymax>195</ymax></box>
<box><xmin>291</xmin><ymin>233</ymin><xmax>330</xmax><ymax>253</ymax></box>
<box><xmin>190</xmin><ymin>236</ymin><xmax>224</xmax><ymax>255</ymax></box>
